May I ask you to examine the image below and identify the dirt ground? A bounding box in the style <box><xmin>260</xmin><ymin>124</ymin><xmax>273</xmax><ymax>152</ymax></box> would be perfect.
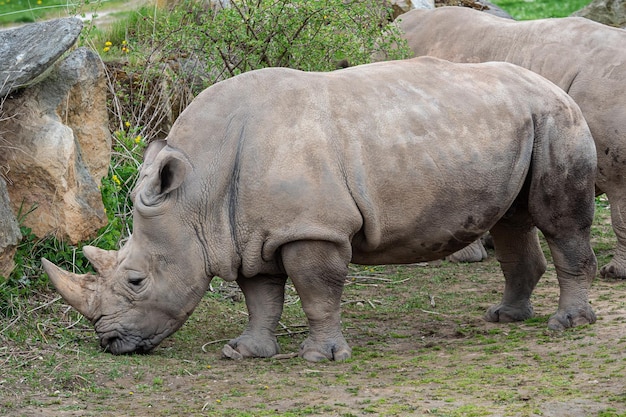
<box><xmin>2</xmin><ymin>2</ymin><xmax>625</xmax><ymax>416</ymax></box>
<box><xmin>3</xmin><ymin>245</ymin><xmax>626</xmax><ymax>416</ymax></box>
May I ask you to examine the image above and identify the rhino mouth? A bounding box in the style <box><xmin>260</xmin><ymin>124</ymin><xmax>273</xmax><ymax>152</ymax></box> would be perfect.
<box><xmin>99</xmin><ymin>331</ymin><xmax>154</xmax><ymax>355</ymax></box>
<box><xmin>95</xmin><ymin>318</ymin><xmax>173</xmax><ymax>355</ymax></box>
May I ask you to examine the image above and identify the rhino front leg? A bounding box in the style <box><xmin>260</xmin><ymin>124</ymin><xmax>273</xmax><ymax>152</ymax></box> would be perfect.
<box><xmin>281</xmin><ymin>240</ymin><xmax>352</xmax><ymax>362</ymax></box>
<box><xmin>486</xmin><ymin>215</ymin><xmax>547</xmax><ymax>323</ymax></box>
<box><xmin>226</xmin><ymin>274</ymin><xmax>287</xmax><ymax>358</ymax></box>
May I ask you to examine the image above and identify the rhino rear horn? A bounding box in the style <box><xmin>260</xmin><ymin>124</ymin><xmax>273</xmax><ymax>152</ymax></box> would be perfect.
<box><xmin>83</xmin><ymin>245</ymin><xmax>118</xmax><ymax>276</ymax></box>
<box><xmin>41</xmin><ymin>258</ymin><xmax>100</xmax><ymax>322</ymax></box>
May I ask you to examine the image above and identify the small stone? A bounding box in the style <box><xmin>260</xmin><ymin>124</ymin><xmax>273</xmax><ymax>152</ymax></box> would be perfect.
<box><xmin>221</xmin><ymin>344</ymin><xmax>244</xmax><ymax>360</ymax></box>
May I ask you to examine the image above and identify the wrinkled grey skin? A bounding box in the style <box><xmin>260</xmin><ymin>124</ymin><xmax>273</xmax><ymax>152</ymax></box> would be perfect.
<box><xmin>42</xmin><ymin>57</ymin><xmax>598</xmax><ymax>361</ymax></box>
<box><xmin>396</xmin><ymin>6</ymin><xmax>626</xmax><ymax>278</ymax></box>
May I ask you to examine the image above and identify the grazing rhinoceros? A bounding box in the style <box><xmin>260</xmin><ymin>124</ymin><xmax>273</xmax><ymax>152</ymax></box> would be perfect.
<box><xmin>42</xmin><ymin>56</ymin><xmax>598</xmax><ymax>361</ymax></box>
<box><xmin>395</xmin><ymin>6</ymin><xmax>626</xmax><ymax>278</ymax></box>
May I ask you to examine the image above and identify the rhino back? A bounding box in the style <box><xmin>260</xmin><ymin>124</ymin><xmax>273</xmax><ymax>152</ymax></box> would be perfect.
<box><xmin>399</xmin><ymin>7</ymin><xmax>626</xmax><ymax>95</ymax></box>
<box><xmin>166</xmin><ymin>58</ymin><xmax>575</xmax><ymax>275</ymax></box>
<box><xmin>398</xmin><ymin>7</ymin><xmax>624</xmax><ymax>197</ymax></box>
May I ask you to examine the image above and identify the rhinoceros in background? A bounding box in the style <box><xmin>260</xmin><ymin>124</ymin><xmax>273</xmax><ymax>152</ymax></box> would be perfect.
<box><xmin>395</xmin><ymin>6</ymin><xmax>626</xmax><ymax>278</ymax></box>
<box><xmin>42</xmin><ymin>56</ymin><xmax>598</xmax><ymax>361</ymax></box>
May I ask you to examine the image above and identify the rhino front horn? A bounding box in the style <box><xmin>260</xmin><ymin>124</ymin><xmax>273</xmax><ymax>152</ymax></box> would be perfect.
<box><xmin>41</xmin><ymin>258</ymin><xmax>99</xmax><ymax>322</ymax></box>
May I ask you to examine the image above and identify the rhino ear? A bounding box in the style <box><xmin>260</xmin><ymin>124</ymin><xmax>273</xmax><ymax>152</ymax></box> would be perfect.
<box><xmin>143</xmin><ymin>139</ymin><xmax>167</xmax><ymax>165</ymax></box>
<box><xmin>139</xmin><ymin>149</ymin><xmax>190</xmax><ymax>207</ymax></box>
<box><xmin>131</xmin><ymin>140</ymin><xmax>168</xmax><ymax>204</ymax></box>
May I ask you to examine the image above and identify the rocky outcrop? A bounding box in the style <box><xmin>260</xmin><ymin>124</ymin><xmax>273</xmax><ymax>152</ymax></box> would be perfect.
<box><xmin>572</xmin><ymin>0</ymin><xmax>626</xmax><ymax>28</ymax></box>
<box><xmin>1</xmin><ymin>46</ymin><xmax>108</xmax><ymax>245</ymax></box>
<box><xmin>434</xmin><ymin>0</ymin><xmax>513</xmax><ymax>19</ymax></box>
<box><xmin>390</xmin><ymin>0</ymin><xmax>435</xmax><ymax>18</ymax></box>
<box><xmin>0</xmin><ymin>18</ymin><xmax>83</xmax><ymax>97</ymax></box>
<box><xmin>0</xmin><ymin>18</ymin><xmax>110</xmax><ymax>277</ymax></box>
<box><xmin>56</xmin><ymin>48</ymin><xmax>111</xmax><ymax>184</ymax></box>
<box><xmin>0</xmin><ymin>179</ymin><xmax>21</xmax><ymax>277</ymax></box>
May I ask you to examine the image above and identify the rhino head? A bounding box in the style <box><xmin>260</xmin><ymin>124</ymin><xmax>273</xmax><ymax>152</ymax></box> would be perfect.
<box><xmin>42</xmin><ymin>141</ymin><xmax>212</xmax><ymax>354</ymax></box>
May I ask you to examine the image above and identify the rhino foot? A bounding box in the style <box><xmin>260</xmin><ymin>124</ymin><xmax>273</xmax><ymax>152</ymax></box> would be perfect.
<box><xmin>484</xmin><ymin>302</ymin><xmax>533</xmax><ymax>323</ymax></box>
<box><xmin>600</xmin><ymin>260</ymin><xmax>626</xmax><ymax>279</ymax></box>
<box><xmin>300</xmin><ymin>336</ymin><xmax>352</xmax><ymax>362</ymax></box>
<box><xmin>224</xmin><ymin>333</ymin><xmax>280</xmax><ymax>359</ymax></box>
<box><xmin>547</xmin><ymin>306</ymin><xmax>596</xmax><ymax>331</ymax></box>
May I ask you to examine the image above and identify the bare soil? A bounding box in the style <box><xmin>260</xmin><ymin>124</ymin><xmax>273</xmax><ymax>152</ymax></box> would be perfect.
<box><xmin>1</xmin><ymin>2</ymin><xmax>625</xmax><ymax>416</ymax></box>
<box><xmin>3</xmin><ymin>243</ymin><xmax>626</xmax><ymax>416</ymax></box>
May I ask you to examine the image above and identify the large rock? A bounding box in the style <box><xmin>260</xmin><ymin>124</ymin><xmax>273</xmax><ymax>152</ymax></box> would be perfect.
<box><xmin>1</xmin><ymin>47</ymin><xmax>108</xmax><ymax>244</ymax></box>
<box><xmin>390</xmin><ymin>0</ymin><xmax>435</xmax><ymax>18</ymax></box>
<box><xmin>0</xmin><ymin>18</ymin><xmax>83</xmax><ymax>97</ymax></box>
<box><xmin>0</xmin><ymin>178</ymin><xmax>21</xmax><ymax>277</ymax></box>
<box><xmin>434</xmin><ymin>0</ymin><xmax>513</xmax><ymax>19</ymax></box>
<box><xmin>572</xmin><ymin>0</ymin><xmax>626</xmax><ymax>28</ymax></box>
<box><xmin>56</xmin><ymin>48</ymin><xmax>111</xmax><ymax>183</ymax></box>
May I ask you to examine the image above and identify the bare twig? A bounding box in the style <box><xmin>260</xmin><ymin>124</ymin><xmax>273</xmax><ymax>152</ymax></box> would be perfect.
<box><xmin>28</xmin><ymin>296</ymin><xmax>62</xmax><ymax>313</ymax></box>
<box><xmin>419</xmin><ymin>309</ymin><xmax>450</xmax><ymax>317</ymax></box>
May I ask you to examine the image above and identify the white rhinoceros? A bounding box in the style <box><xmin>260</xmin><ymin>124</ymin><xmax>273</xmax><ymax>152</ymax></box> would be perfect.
<box><xmin>42</xmin><ymin>56</ymin><xmax>598</xmax><ymax>361</ymax></box>
<box><xmin>395</xmin><ymin>6</ymin><xmax>626</xmax><ymax>278</ymax></box>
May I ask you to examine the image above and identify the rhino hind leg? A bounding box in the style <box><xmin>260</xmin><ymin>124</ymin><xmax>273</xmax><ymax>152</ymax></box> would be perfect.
<box><xmin>226</xmin><ymin>274</ymin><xmax>288</xmax><ymax>358</ymax></box>
<box><xmin>527</xmin><ymin>154</ymin><xmax>597</xmax><ymax>329</ymax></box>
<box><xmin>281</xmin><ymin>240</ymin><xmax>352</xmax><ymax>362</ymax></box>
<box><xmin>600</xmin><ymin>192</ymin><xmax>626</xmax><ymax>279</ymax></box>
<box><xmin>540</xmin><ymin>229</ymin><xmax>597</xmax><ymax>330</ymax></box>
<box><xmin>486</xmin><ymin>214</ymin><xmax>546</xmax><ymax>324</ymax></box>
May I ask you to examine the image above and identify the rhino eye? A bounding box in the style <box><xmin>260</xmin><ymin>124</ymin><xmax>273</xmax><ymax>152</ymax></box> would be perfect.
<box><xmin>127</xmin><ymin>271</ymin><xmax>147</xmax><ymax>289</ymax></box>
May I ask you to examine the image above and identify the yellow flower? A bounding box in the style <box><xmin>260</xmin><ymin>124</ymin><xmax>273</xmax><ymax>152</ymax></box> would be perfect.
<box><xmin>134</xmin><ymin>135</ymin><xmax>141</xmax><ymax>144</ymax></box>
<box><xmin>112</xmin><ymin>175</ymin><xmax>121</xmax><ymax>186</ymax></box>
<box><xmin>125</xmin><ymin>121</ymin><xmax>131</xmax><ymax>128</ymax></box>
<box><xmin>37</xmin><ymin>0</ymin><xmax>42</xmax><ymax>4</ymax></box>
<box><xmin>103</xmin><ymin>47</ymin><xmax>110</xmax><ymax>52</ymax></box>
<box><xmin>216</xmin><ymin>399</ymin><xmax>221</xmax><ymax>404</ymax></box>
<box><xmin>122</xmin><ymin>47</ymin><xmax>128</xmax><ymax>53</ymax></box>
<box><xmin>122</xmin><ymin>40</ymin><xmax>127</xmax><ymax>45</ymax></box>
<box><xmin>105</xmin><ymin>41</ymin><xmax>112</xmax><ymax>46</ymax></box>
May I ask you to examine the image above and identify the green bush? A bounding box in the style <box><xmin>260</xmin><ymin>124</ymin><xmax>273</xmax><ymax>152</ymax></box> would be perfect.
<box><xmin>150</xmin><ymin>0</ymin><xmax>409</xmax><ymax>80</ymax></box>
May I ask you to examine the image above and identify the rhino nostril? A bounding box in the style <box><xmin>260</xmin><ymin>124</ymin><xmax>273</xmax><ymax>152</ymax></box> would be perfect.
<box><xmin>100</xmin><ymin>333</ymin><xmax>129</xmax><ymax>354</ymax></box>
<box><xmin>100</xmin><ymin>335</ymin><xmax>117</xmax><ymax>352</ymax></box>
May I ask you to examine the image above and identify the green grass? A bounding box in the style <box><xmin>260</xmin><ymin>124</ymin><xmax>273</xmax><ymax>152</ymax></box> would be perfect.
<box><xmin>0</xmin><ymin>0</ymin><xmax>78</xmax><ymax>25</ymax></box>
<box><xmin>0</xmin><ymin>0</ymin><xmax>126</xmax><ymax>26</ymax></box>
<box><xmin>490</xmin><ymin>0</ymin><xmax>592</xmax><ymax>20</ymax></box>
<box><xmin>1</xmin><ymin>1</ymin><xmax>624</xmax><ymax>416</ymax></box>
